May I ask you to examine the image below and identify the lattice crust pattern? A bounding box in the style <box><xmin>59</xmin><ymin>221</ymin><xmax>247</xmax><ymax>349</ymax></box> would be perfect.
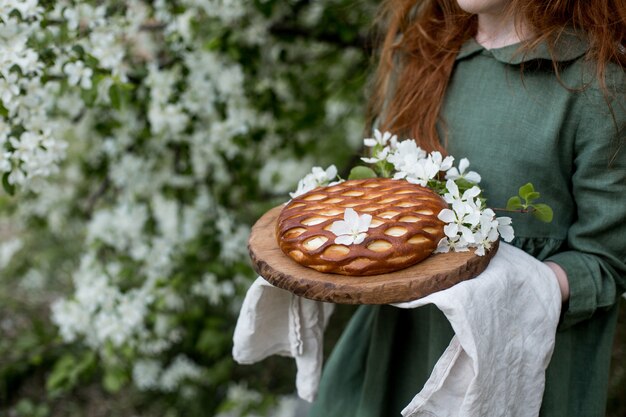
<box><xmin>276</xmin><ymin>178</ymin><xmax>448</xmax><ymax>276</ymax></box>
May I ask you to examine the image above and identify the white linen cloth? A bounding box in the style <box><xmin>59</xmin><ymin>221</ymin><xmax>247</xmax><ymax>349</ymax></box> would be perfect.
<box><xmin>232</xmin><ymin>243</ymin><xmax>562</xmax><ymax>416</ymax></box>
<box><xmin>232</xmin><ymin>277</ymin><xmax>335</xmax><ymax>402</ymax></box>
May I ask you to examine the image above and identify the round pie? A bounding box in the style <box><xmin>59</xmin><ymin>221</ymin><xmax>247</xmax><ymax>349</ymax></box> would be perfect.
<box><xmin>276</xmin><ymin>178</ymin><xmax>448</xmax><ymax>275</ymax></box>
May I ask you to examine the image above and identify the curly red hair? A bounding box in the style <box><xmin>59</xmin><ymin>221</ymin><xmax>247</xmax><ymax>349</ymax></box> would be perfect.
<box><xmin>368</xmin><ymin>0</ymin><xmax>626</xmax><ymax>152</ymax></box>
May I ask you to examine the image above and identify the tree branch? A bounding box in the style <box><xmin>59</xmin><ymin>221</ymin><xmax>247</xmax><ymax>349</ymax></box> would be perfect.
<box><xmin>83</xmin><ymin>176</ymin><xmax>110</xmax><ymax>215</ymax></box>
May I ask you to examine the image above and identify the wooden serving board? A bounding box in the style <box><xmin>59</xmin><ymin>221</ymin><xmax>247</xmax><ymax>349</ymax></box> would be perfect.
<box><xmin>248</xmin><ymin>205</ymin><xmax>498</xmax><ymax>305</ymax></box>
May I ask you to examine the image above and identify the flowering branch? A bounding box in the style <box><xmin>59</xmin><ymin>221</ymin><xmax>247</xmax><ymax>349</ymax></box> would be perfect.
<box><xmin>294</xmin><ymin>129</ymin><xmax>554</xmax><ymax>256</ymax></box>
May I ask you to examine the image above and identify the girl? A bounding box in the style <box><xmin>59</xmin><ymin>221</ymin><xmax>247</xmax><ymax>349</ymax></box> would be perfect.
<box><xmin>309</xmin><ymin>0</ymin><xmax>625</xmax><ymax>416</ymax></box>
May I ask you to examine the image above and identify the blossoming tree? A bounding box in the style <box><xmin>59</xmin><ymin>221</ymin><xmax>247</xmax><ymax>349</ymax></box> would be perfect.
<box><xmin>0</xmin><ymin>0</ymin><xmax>376</xmax><ymax>414</ymax></box>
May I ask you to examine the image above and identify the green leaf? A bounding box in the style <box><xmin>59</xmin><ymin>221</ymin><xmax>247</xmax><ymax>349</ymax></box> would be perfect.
<box><xmin>2</xmin><ymin>173</ymin><xmax>15</xmax><ymax>195</ymax></box>
<box><xmin>109</xmin><ymin>84</ymin><xmax>122</xmax><ymax>110</ymax></box>
<box><xmin>46</xmin><ymin>352</ymin><xmax>96</xmax><ymax>395</ymax></box>
<box><xmin>196</xmin><ymin>327</ymin><xmax>230</xmax><ymax>358</ymax></box>
<box><xmin>204</xmin><ymin>37</ymin><xmax>221</xmax><ymax>51</ymax></box>
<box><xmin>348</xmin><ymin>166</ymin><xmax>377</xmax><ymax>180</ymax></box>
<box><xmin>103</xmin><ymin>367</ymin><xmax>128</xmax><ymax>393</ymax></box>
<box><xmin>46</xmin><ymin>354</ymin><xmax>75</xmax><ymax>393</ymax></box>
<box><xmin>71</xmin><ymin>45</ymin><xmax>85</xmax><ymax>56</ymax></box>
<box><xmin>453</xmin><ymin>178</ymin><xmax>475</xmax><ymax>193</ymax></box>
<box><xmin>531</xmin><ymin>203</ymin><xmax>554</xmax><ymax>223</ymax></box>
<box><xmin>525</xmin><ymin>191</ymin><xmax>540</xmax><ymax>202</ymax></box>
<box><xmin>518</xmin><ymin>182</ymin><xmax>535</xmax><ymax>201</ymax></box>
<box><xmin>506</xmin><ymin>196</ymin><xmax>523</xmax><ymax>210</ymax></box>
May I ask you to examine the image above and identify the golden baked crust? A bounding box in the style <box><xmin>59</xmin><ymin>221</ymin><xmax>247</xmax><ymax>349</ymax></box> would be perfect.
<box><xmin>276</xmin><ymin>178</ymin><xmax>447</xmax><ymax>275</ymax></box>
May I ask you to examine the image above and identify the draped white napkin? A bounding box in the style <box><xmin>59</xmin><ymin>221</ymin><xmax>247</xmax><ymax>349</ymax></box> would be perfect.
<box><xmin>233</xmin><ymin>243</ymin><xmax>561</xmax><ymax>416</ymax></box>
<box><xmin>232</xmin><ymin>277</ymin><xmax>334</xmax><ymax>402</ymax></box>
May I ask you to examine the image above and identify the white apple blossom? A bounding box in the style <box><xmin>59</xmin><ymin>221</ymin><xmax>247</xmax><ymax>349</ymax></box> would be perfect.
<box><xmin>330</xmin><ymin>208</ymin><xmax>372</xmax><ymax>245</ymax></box>
<box><xmin>149</xmin><ymin>103</ymin><xmax>190</xmax><ymax>137</ymax></box>
<box><xmin>132</xmin><ymin>359</ymin><xmax>162</xmax><ymax>390</ymax></box>
<box><xmin>434</xmin><ymin>234</ymin><xmax>470</xmax><ymax>254</ymax></box>
<box><xmin>393</xmin><ymin>151</ymin><xmax>454</xmax><ymax>186</ymax></box>
<box><xmin>386</xmin><ymin>139</ymin><xmax>426</xmax><ymax>166</ymax></box>
<box><xmin>438</xmin><ymin>202</ymin><xmax>480</xmax><ymax>244</ymax></box>
<box><xmin>0</xmin><ymin>73</ymin><xmax>20</xmax><ymax>104</ymax></box>
<box><xmin>18</xmin><ymin>268</ymin><xmax>46</xmax><ymax>291</ymax></box>
<box><xmin>436</xmin><ymin>180</ymin><xmax>514</xmax><ymax>255</ymax></box>
<box><xmin>14</xmin><ymin>0</ymin><xmax>42</xmax><ymax>18</ymax></box>
<box><xmin>0</xmin><ymin>237</ymin><xmax>22</xmax><ymax>269</ymax></box>
<box><xmin>496</xmin><ymin>216</ymin><xmax>515</xmax><ymax>242</ymax></box>
<box><xmin>442</xmin><ymin>178</ymin><xmax>481</xmax><ymax>205</ymax></box>
<box><xmin>159</xmin><ymin>355</ymin><xmax>204</xmax><ymax>392</ymax></box>
<box><xmin>63</xmin><ymin>4</ymin><xmax>107</xmax><ymax>32</ymax></box>
<box><xmin>290</xmin><ymin>165</ymin><xmax>339</xmax><ymax>198</ymax></box>
<box><xmin>0</xmin><ymin>31</ymin><xmax>40</xmax><ymax>77</ymax></box>
<box><xmin>361</xmin><ymin>146</ymin><xmax>389</xmax><ymax>164</ymax></box>
<box><xmin>0</xmin><ymin>151</ymin><xmax>12</xmax><ymax>172</ymax></box>
<box><xmin>192</xmin><ymin>272</ymin><xmax>235</xmax><ymax>305</ymax></box>
<box><xmin>87</xmin><ymin>203</ymin><xmax>149</xmax><ymax>252</ymax></box>
<box><xmin>8</xmin><ymin>167</ymin><xmax>25</xmax><ymax>185</ymax></box>
<box><xmin>51</xmin><ymin>298</ymin><xmax>90</xmax><ymax>343</ymax></box>
<box><xmin>364</xmin><ymin>129</ymin><xmax>397</xmax><ymax>148</ymax></box>
<box><xmin>471</xmin><ymin>208</ymin><xmax>501</xmax><ymax>256</ymax></box>
<box><xmin>218</xmin><ymin>383</ymin><xmax>264</xmax><ymax>417</ymax></box>
<box><xmin>446</xmin><ymin>157</ymin><xmax>482</xmax><ymax>184</ymax></box>
<box><xmin>64</xmin><ymin>61</ymin><xmax>94</xmax><ymax>90</ymax></box>
<box><xmin>355</xmin><ymin>131</ymin><xmax>518</xmax><ymax>255</ymax></box>
<box><xmin>216</xmin><ymin>209</ymin><xmax>251</xmax><ymax>264</ymax></box>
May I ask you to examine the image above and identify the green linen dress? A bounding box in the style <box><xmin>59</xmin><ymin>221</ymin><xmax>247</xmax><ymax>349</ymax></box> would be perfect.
<box><xmin>309</xmin><ymin>32</ymin><xmax>626</xmax><ymax>417</ymax></box>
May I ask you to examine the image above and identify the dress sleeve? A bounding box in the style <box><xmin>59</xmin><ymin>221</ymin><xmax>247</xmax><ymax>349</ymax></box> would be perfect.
<box><xmin>546</xmin><ymin>78</ymin><xmax>626</xmax><ymax>330</ymax></box>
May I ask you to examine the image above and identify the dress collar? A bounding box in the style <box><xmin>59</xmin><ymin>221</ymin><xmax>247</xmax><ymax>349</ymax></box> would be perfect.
<box><xmin>456</xmin><ymin>29</ymin><xmax>589</xmax><ymax>64</ymax></box>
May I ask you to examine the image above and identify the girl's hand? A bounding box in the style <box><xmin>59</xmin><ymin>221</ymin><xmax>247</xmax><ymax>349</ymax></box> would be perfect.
<box><xmin>545</xmin><ymin>261</ymin><xmax>570</xmax><ymax>303</ymax></box>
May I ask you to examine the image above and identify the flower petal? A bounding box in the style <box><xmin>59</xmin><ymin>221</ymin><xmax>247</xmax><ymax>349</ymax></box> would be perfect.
<box><xmin>482</xmin><ymin>208</ymin><xmax>496</xmax><ymax>218</ymax></box>
<box><xmin>498</xmin><ymin>224</ymin><xmax>515</xmax><ymax>242</ymax></box>
<box><xmin>440</xmin><ymin>156</ymin><xmax>455</xmax><ymax>171</ymax></box>
<box><xmin>464</xmin><ymin>211</ymin><xmax>481</xmax><ymax>227</ymax></box>
<box><xmin>363</xmin><ymin>138</ymin><xmax>377</xmax><ymax>147</ymax></box>
<box><xmin>444</xmin><ymin>223</ymin><xmax>459</xmax><ymax>238</ymax></box>
<box><xmin>434</xmin><ymin>237</ymin><xmax>451</xmax><ymax>253</ymax></box>
<box><xmin>357</xmin><ymin>213</ymin><xmax>372</xmax><ymax>233</ymax></box>
<box><xmin>445</xmin><ymin>167</ymin><xmax>460</xmax><ymax>180</ymax></box>
<box><xmin>496</xmin><ymin>216</ymin><xmax>512</xmax><ymax>225</ymax></box>
<box><xmin>458</xmin><ymin>158</ymin><xmax>470</xmax><ymax>174</ymax></box>
<box><xmin>462</xmin><ymin>186</ymin><xmax>481</xmax><ymax>200</ymax></box>
<box><xmin>353</xmin><ymin>233</ymin><xmax>367</xmax><ymax>245</ymax></box>
<box><xmin>487</xmin><ymin>226</ymin><xmax>500</xmax><ymax>242</ymax></box>
<box><xmin>460</xmin><ymin>226</ymin><xmax>476</xmax><ymax>243</ymax></box>
<box><xmin>344</xmin><ymin>208</ymin><xmax>359</xmax><ymax>227</ymax></box>
<box><xmin>325</xmin><ymin>165</ymin><xmax>338</xmax><ymax>179</ymax></box>
<box><xmin>330</xmin><ymin>220</ymin><xmax>351</xmax><ymax>236</ymax></box>
<box><xmin>393</xmin><ymin>172</ymin><xmax>408</xmax><ymax>180</ymax></box>
<box><xmin>445</xmin><ymin>179</ymin><xmax>459</xmax><ymax>198</ymax></box>
<box><xmin>464</xmin><ymin>171</ymin><xmax>481</xmax><ymax>184</ymax></box>
<box><xmin>438</xmin><ymin>208</ymin><xmax>456</xmax><ymax>223</ymax></box>
<box><xmin>452</xmin><ymin>200</ymin><xmax>468</xmax><ymax>217</ymax></box>
<box><xmin>335</xmin><ymin>235</ymin><xmax>354</xmax><ymax>245</ymax></box>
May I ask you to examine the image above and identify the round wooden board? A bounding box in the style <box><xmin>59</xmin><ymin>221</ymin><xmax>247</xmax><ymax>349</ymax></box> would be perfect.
<box><xmin>248</xmin><ymin>205</ymin><xmax>499</xmax><ymax>305</ymax></box>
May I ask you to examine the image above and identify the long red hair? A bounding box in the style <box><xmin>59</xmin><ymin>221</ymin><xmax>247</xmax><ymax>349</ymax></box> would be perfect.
<box><xmin>368</xmin><ymin>0</ymin><xmax>626</xmax><ymax>152</ymax></box>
